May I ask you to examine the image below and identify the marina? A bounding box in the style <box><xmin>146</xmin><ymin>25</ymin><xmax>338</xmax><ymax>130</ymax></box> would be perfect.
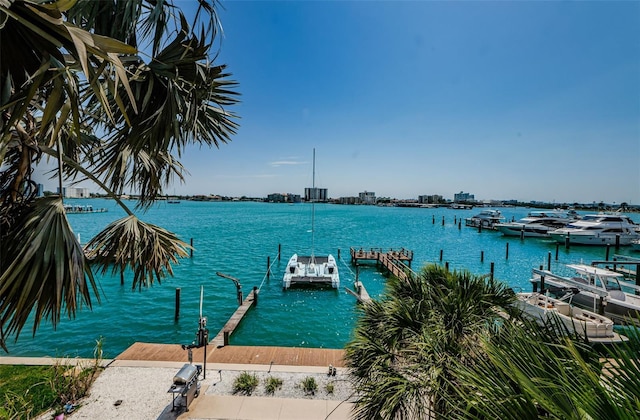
<box><xmin>6</xmin><ymin>199</ymin><xmax>640</xmax><ymax>359</ymax></box>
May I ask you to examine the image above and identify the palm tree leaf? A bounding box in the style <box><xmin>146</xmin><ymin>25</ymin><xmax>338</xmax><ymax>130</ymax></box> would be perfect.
<box><xmin>84</xmin><ymin>215</ymin><xmax>190</xmax><ymax>290</ymax></box>
<box><xmin>0</xmin><ymin>197</ymin><xmax>98</xmax><ymax>346</ymax></box>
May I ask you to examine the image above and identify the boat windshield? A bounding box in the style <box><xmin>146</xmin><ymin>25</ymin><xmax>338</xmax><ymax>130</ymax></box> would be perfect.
<box><xmin>603</xmin><ymin>277</ymin><xmax>622</xmax><ymax>291</ymax></box>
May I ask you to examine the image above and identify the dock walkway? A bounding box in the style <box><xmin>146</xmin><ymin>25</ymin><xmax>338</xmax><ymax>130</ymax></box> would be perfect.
<box><xmin>350</xmin><ymin>247</ymin><xmax>414</xmax><ymax>282</ymax></box>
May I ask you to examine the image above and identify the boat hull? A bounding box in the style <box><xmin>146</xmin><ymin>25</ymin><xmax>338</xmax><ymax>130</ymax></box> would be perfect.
<box><xmin>515</xmin><ymin>293</ymin><xmax>617</xmax><ymax>340</ymax></box>
<box><xmin>496</xmin><ymin>223</ymin><xmax>554</xmax><ymax>237</ymax></box>
<box><xmin>282</xmin><ymin>254</ymin><xmax>340</xmax><ymax>289</ymax></box>
<box><xmin>531</xmin><ymin>276</ymin><xmax>640</xmax><ymax>325</ymax></box>
<box><xmin>549</xmin><ymin>231</ymin><xmax>639</xmax><ymax>246</ymax></box>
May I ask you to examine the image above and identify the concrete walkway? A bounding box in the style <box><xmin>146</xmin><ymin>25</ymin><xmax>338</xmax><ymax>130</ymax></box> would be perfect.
<box><xmin>181</xmin><ymin>394</ymin><xmax>353</xmax><ymax>420</ymax></box>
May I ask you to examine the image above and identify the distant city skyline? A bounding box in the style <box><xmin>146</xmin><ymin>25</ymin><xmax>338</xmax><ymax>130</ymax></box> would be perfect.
<box><xmin>36</xmin><ymin>1</ymin><xmax>640</xmax><ymax>204</ymax></box>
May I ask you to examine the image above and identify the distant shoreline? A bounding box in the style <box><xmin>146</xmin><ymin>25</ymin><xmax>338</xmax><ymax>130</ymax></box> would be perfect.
<box><xmin>68</xmin><ymin>195</ymin><xmax>640</xmax><ymax>213</ymax></box>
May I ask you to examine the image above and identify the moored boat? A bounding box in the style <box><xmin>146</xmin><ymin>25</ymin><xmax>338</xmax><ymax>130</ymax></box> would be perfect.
<box><xmin>515</xmin><ymin>292</ymin><xmax>624</xmax><ymax>343</ymax></box>
<box><xmin>282</xmin><ymin>149</ymin><xmax>339</xmax><ymax>290</ymax></box>
<box><xmin>464</xmin><ymin>209</ymin><xmax>504</xmax><ymax>230</ymax></box>
<box><xmin>495</xmin><ymin>210</ymin><xmax>575</xmax><ymax>238</ymax></box>
<box><xmin>283</xmin><ymin>254</ymin><xmax>339</xmax><ymax>289</ymax></box>
<box><xmin>548</xmin><ymin>213</ymin><xmax>640</xmax><ymax>246</ymax></box>
<box><xmin>530</xmin><ymin>264</ymin><xmax>640</xmax><ymax>325</ymax></box>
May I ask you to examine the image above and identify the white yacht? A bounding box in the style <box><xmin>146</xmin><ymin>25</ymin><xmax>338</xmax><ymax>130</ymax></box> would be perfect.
<box><xmin>495</xmin><ymin>210</ymin><xmax>575</xmax><ymax>238</ymax></box>
<box><xmin>530</xmin><ymin>264</ymin><xmax>640</xmax><ymax>325</ymax></box>
<box><xmin>464</xmin><ymin>209</ymin><xmax>505</xmax><ymax>230</ymax></box>
<box><xmin>282</xmin><ymin>149</ymin><xmax>339</xmax><ymax>290</ymax></box>
<box><xmin>548</xmin><ymin>213</ymin><xmax>640</xmax><ymax>246</ymax></box>
<box><xmin>515</xmin><ymin>292</ymin><xmax>623</xmax><ymax>343</ymax></box>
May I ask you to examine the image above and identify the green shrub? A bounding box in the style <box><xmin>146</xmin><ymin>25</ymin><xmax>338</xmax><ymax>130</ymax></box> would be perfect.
<box><xmin>233</xmin><ymin>372</ymin><xmax>259</xmax><ymax>395</ymax></box>
<box><xmin>300</xmin><ymin>376</ymin><xmax>317</xmax><ymax>395</ymax></box>
<box><xmin>264</xmin><ymin>376</ymin><xmax>283</xmax><ymax>395</ymax></box>
<box><xmin>325</xmin><ymin>382</ymin><xmax>335</xmax><ymax>394</ymax></box>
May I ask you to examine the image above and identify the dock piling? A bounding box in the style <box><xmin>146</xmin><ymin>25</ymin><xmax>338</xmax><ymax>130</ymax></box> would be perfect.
<box><xmin>480</xmin><ymin>250</ymin><xmax>484</xmax><ymax>263</ymax></box>
<box><xmin>190</xmin><ymin>238</ymin><xmax>193</xmax><ymax>257</ymax></box>
<box><xmin>174</xmin><ymin>288</ymin><xmax>181</xmax><ymax>321</ymax></box>
<box><xmin>505</xmin><ymin>243</ymin><xmax>509</xmax><ymax>260</ymax></box>
<box><xmin>547</xmin><ymin>252</ymin><xmax>551</xmax><ymax>271</ymax></box>
<box><xmin>267</xmin><ymin>256</ymin><xmax>271</xmax><ymax>279</ymax></box>
<box><xmin>278</xmin><ymin>244</ymin><xmax>281</xmax><ymax>261</ymax></box>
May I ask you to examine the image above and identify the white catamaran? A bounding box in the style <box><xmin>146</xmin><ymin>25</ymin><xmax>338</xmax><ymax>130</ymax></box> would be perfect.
<box><xmin>282</xmin><ymin>149</ymin><xmax>339</xmax><ymax>290</ymax></box>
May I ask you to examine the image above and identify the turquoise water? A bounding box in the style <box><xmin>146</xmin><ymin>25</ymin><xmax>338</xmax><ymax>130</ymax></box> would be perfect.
<box><xmin>6</xmin><ymin>200</ymin><xmax>640</xmax><ymax>358</ymax></box>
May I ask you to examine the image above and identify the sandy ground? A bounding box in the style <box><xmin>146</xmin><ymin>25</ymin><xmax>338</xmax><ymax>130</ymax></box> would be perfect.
<box><xmin>65</xmin><ymin>365</ymin><xmax>354</xmax><ymax>420</ymax></box>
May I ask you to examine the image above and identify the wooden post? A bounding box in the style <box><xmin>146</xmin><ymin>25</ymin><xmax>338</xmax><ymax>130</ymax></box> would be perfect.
<box><xmin>520</xmin><ymin>227</ymin><xmax>524</xmax><ymax>241</ymax></box>
<box><xmin>445</xmin><ymin>262</ymin><xmax>449</xmax><ymax>271</ymax></box>
<box><xmin>120</xmin><ymin>271</ymin><xmax>124</xmax><ymax>286</ymax></box>
<box><xmin>615</xmin><ymin>234</ymin><xmax>620</xmax><ymax>249</ymax></box>
<box><xmin>174</xmin><ymin>288</ymin><xmax>181</xmax><ymax>321</ymax></box>
<box><xmin>442</xmin><ymin>216</ymin><xmax>445</xmax><ymax>226</ymax></box>
<box><xmin>458</xmin><ymin>220</ymin><xmax>461</xmax><ymax>230</ymax></box>
<box><xmin>555</xmin><ymin>244</ymin><xmax>559</xmax><ymax>260</ymax></box>
<box><xmin>565</xmin><ymin>233</ymin><xmax>570</xmax><ymax>249</ymax></box>
<box><xmin>439</xmin><ymin>249</ymin><xmax>443</xmax><ymax>261</ymax></box>
<box><xmin>478</xmin><ymin>223</ymin><xmax>483</xmax><ymax>233</ymax></box>
<box><xmin>190</xmin><ymin>238</ymin><xmax>193</xmax><ymax>258</ymax></box>
<box><xmin>505</xmin><ymin>243</ymin><xmax>509</xmax><ymax>260</ymax></box>
<box><xmin>432</xmin><ymin>215</ymin><xmax>435</xmax><ymax>224</ymax></box>
<box><xmin>480</xmin><ymin>250</ymin><xmax>484</xmax><ymax>263</ymax></box>
<box><xmin>338</xmin><ymin>248</ymin><xmax>341</xmax><ymax>260</ymax></box>
<box><xmin>547</xmin><ymin>252</ymin><xmax>551</xmax><ymax>271</ymax></box>
<box><xmin>605</xmin><ymin>245</ymin><xmax>610</xmax><ymax>261</ymax></box>
<box><xmin>278</xmin><ymin>244</ymin><xmax>281</xmax><ymax>261</ymax></box>
<box><xmin>540</xmin><ymin>274</ymin><xmax>545</xmax><ymax>291</ymax></box>
<box><xmin>253</xmin><ymin>286</ymin><xmax>258</xmax><ymax>306</ymax></box>
<box><xmin>267</xmin><ymin>256</ymin><xmax>271</xmax><ymax>279</ymax></box>
<box><xmin>236</xmin><ymin>285</ymin><xmax>243</xmax><ymax>306</ymax></box>
<box><xmin>223</xmin><ymin>330</ymin><xmax>229</xmax><ymax>346</ymax></box>
<box><xmin>490</xmin><ymin>262</ymin><xmax>494</xmax><ymax>281</ymax></box>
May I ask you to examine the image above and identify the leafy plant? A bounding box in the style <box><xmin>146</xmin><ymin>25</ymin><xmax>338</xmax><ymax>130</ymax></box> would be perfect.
<box><xmin>325</xmin><ymin>382</ymin><xmax>335</xmax><ymax>395</ymax></box>
<box><xmin>300</xmin><ymin>376</ymin><xmax>317</xmax><ymax>395</ymax></box>
<box><xmin>264</xmin><ymin>376</ymin><xmax>283</xmax><ymax>395</ymax></box>
<box><xmin>232</xmin><ymin>372</ymin><xmax>259</xmax><ymax>395</ymax></box>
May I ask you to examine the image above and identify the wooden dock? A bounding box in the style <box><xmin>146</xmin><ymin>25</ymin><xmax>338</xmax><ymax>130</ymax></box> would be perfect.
<box><xmin>350</xmin><ymin>247</ymin><xmax>414</xmax><ymax>282</ymax></box>
<box><xmin>211</xmin><ymin>288</ymin><xmax>257</xmax><ymax>347</ymax></box>
<box><xmin>116</xmin><ymin>343</ymin><xmax>346</xmax><ymax>367</ymax></box>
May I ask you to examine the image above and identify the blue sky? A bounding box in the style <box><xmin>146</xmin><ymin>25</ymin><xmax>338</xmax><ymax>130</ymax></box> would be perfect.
<box><xmin>50</xmin><ymin>1</ymin><xmax>640</xmax><ymax>203</ymax></box>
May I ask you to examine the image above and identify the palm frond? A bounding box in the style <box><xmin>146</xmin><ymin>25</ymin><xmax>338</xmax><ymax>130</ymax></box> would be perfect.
<box><xmin>84</xmin><ymin>215</ymin><xmax>190</xmax><ymax>290</ymax></box>
<box><xmin>0</xmin><ymin>197</ymin><xmax>98</xmax><ymax>346</ymax></box>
